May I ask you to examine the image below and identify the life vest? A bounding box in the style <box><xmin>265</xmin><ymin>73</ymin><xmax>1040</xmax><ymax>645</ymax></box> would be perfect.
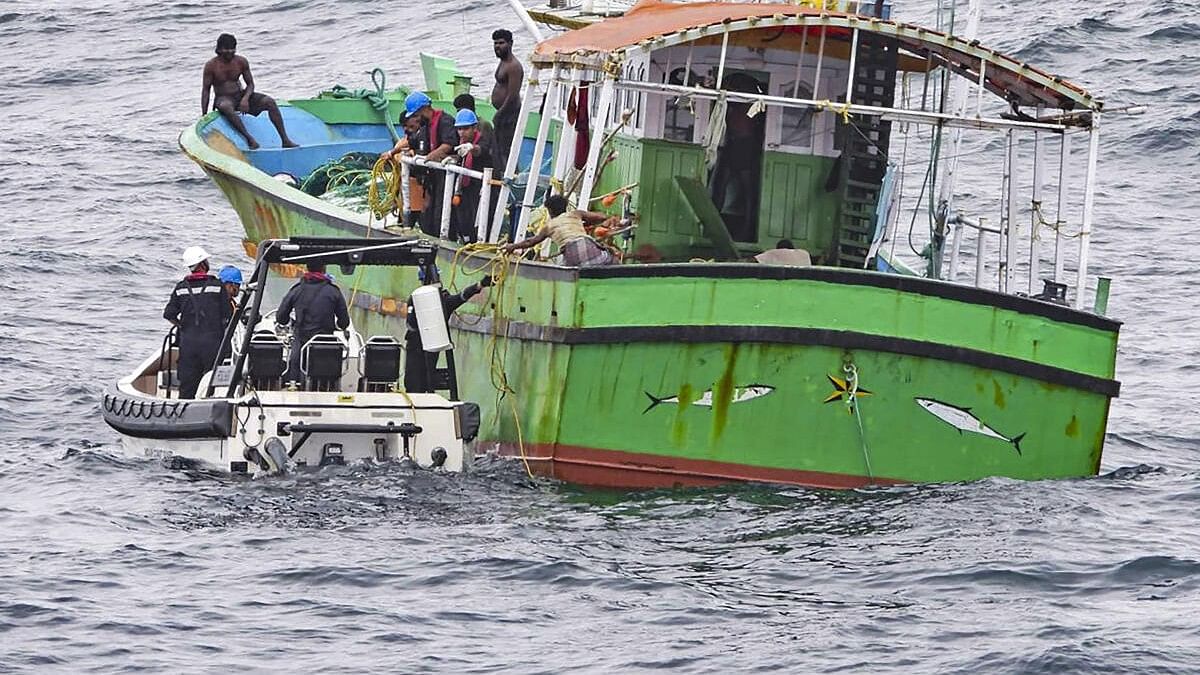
<box><xmin>460</xmin><ymin>129</ymin><xmax>481</xmax><ymax>189</ymax></box>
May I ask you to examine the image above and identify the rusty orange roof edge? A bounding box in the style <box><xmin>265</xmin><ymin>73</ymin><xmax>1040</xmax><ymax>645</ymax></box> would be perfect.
<box><xmin>532</xmin><ymin>0</ymin><xmax>831</xmax><ymax>58</ymax></box>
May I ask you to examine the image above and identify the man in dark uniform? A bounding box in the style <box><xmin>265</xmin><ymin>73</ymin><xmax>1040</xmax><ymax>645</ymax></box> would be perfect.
<box><xmin>404</xmin><ymin>272</ymin><xmax>491</xmax><ymax>393</ymax></box>
<box><xmin>163</xmin><ymin>246</ymin><xmax>232</xmax><ymax>399</ymax></box>
<box><xmin>450</xmin><ymin>108</ymin><xmax>497</xmax><ymax>243</ymax></box>
<box><xmin>276</xmin><ymin>262</ymin><xmax>351</xmax><ymax>385</ymax></box>
<box><xmin>381</xmin><ymin>91</ymin><xmax>459</xmax><ymax>237</ymax></box>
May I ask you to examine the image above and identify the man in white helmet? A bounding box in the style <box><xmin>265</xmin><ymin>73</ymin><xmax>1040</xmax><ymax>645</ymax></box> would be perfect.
<box><xmin>163</xmin><ymin>246</ymin><xmax>233</xmax><ymax>398</ymax></box>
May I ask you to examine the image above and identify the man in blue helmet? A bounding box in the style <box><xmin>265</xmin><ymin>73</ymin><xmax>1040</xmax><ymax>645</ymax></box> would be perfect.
<box><xmin>218</xmin><ymin>265</ymin><xmax>243</xmax><ymax>311</ymax></box>
<box><xmin>450</xmin><ymin>108</ymin><xmax>497</xmax><ymax>243</ymax></box>
<box><xmin>381</xmin><ymin>91</ymin><xmax>459</xmax><ymax>237</ymax></box>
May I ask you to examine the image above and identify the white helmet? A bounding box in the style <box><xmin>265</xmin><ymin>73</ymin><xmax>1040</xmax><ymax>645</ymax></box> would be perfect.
<box><xmin>182</xmin><ymin>246</ymin><xmax>210</xmax><ymax>269</ymax></box>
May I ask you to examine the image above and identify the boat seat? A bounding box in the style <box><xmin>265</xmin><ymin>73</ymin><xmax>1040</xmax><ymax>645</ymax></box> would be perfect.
<box><xmin>359</xmin><ymin>336</ymin><xmax>402</xmax><ymax>392</ymax></box>
<box><xmin>248</xmin><ymin>331</ymin><xmax>287</xmax><ymax>390</ymax></box>
<box><xmin>302</xmin><ymin>335</ymin><xmax>346</xmax><ymax>392</ymax></box>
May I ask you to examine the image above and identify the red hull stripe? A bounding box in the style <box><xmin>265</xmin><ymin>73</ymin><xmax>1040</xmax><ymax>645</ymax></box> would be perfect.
<box><xmin>495</xmin><ymin>443</ymin><xmax>904</xmax><ymax>490</ymax></box>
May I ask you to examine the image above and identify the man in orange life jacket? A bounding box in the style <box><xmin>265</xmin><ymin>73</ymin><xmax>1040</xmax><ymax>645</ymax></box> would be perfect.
<box><xmin>381</xmin><ymin>91</ymin><xmax>458</xmax><ymax>237</ymax></box>
<box><xmin>449</xmin><ymin>108</ymin><xmax>497</xmax><ymax>243</ymax></box>
<box><xmin>163</xmin><ymin>246</ymin><xmax>233</xmax><ymax>399</ymax></box>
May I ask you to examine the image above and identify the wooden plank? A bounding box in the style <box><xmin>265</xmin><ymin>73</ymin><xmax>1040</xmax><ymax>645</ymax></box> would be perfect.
<box><xmin>673</xmin><ymin>176</ymin><xmax>739</xmax><ymax>261</ymax></box>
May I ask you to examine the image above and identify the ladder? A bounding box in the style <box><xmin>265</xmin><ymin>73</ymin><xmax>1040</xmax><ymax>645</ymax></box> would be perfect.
<box><xmin>834</xmin><ymin>32</ymin><xmax>899</xmax><ymax>268</ymax></box>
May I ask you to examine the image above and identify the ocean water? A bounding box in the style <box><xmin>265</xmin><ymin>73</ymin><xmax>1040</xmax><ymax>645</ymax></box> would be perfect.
<box><xmin>1</xmin><ymin>0</ymin><xmax>1199</xmax><ymax>672</ymax></box>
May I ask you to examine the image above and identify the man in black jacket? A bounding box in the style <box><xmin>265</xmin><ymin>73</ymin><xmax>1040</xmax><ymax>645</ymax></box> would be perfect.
<box><xmin>404</xmin><ymin>273</ymin><xmax>492</xmax><ymax>393</ymax></box>
<box><xmin>163</xmin><ymin>246</ymin><xmax>233</xmax><ymax>399</ymax></box>
<box><xmin>276</xmin><ymin>262</ymin><xmax>350</xmax><ymax>385</ymax></box>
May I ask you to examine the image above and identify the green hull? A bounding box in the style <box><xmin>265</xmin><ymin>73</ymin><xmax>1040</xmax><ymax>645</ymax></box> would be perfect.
<box><xmin>181</xmin><ymin>117</ymin><xmax>1120</xmax><ymax>490</ymax></box>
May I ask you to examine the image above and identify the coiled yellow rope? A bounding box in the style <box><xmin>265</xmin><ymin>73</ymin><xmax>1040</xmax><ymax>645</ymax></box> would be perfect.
<box><xmin>366</xmin><ymin>155</ymin><xmax>405</xmax><ymax>224</ymax></box>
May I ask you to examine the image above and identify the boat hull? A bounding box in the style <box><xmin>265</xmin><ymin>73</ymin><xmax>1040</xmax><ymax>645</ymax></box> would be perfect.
<box><xmin>181</xmin><ymin>119</ymin><xmax>1120</xmax><ymax>490</ymax></box>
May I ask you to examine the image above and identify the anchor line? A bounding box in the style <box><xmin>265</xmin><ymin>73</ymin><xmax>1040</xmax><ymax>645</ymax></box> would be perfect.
<box><xmin>843</xmin><ymin>358</ymin><xmax>875</xmax><ymax>485</ymax></box>
<box><xmin>450</xmin><ymin>243</ymin><xmax>535</xmax><ymax>479</ymax></box>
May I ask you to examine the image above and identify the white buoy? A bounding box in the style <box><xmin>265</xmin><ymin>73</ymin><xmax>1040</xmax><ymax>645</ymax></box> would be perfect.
<box><xmin>411</xmin><ymin>285</ymin><xmax>451</xmax><ymax>352</ymax></box>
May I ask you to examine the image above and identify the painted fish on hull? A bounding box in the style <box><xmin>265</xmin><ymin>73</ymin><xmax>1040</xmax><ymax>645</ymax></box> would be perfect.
<box><xmin>915</xmin><ymin>397</ymin><xmax>1026</xmax><ymax>455</ymax></box>
<box><xmin>644</xmin><ymin>385</ymin><xmax>775</xmax><ymax>413</ymax></box>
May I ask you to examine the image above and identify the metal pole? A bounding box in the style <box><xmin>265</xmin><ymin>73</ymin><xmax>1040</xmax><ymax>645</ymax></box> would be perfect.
<box><xmin>577</xmin><ymin>75</ymin><xmax>617</xmax><ymax>209</ymax></box>
<box><xmin>813</xmin><ymin>25</ymin><xmax>826</xmax><ymax>88</ymax></box>
<box><xmin>476</xmin><ymin>167</ymin><xmax>493</xmax><ymax>242</ymax></box>
<box><xmin>716</xmin><ymin>27</ymin><xmax>730</xmax><ymax>89</ymax></box>
<box><xmin>948</xmin><ymin>218</ymin><xmax>964</xmax><ymax>281</ymax></box>
<box><xmin>1076</xmin><ymin>115</ymin><xmax>1100</xmax><ymax>310</ymax></box>
<box><xmin>491</xmin><ymin>78</ymin><xmax>538</xmax><ymax>242</ymax></box>
<box><xmin>1054</xmin><ymin>131</ymin><xmax>1071</xmax><ymax>283</ymax></box>
<box><xmin>845</xmin><ymin>28</ymin><xmax>859</xmax><ymax>104</ymax></box>
<box><xmin>439</xmin><ymin>169</ymin><xmax>454</xmax><ymax>239</ymax></box>
<box><xmin>515</xmin><ymin>73</ymin><xmax>562</xmax><ymax>241</ymax></box>
<box><xmin>975</xmin><ymin>217</ymin><xmax>986</xmax><ymax>288</ymax></box>
<box><xmin>504</xmin><ymin>0</ymin><xmax>545</xmax><ymax>42</ymax></box>
<box><xmin>1029</xmin><ymin>107</ymin><xmax>1045</xmax><ymax>295</ymax></box>
<box><xmin>1004</xmin><ymin>129</ymin><xmax>1018</xmax><ymax>293</ymax></box>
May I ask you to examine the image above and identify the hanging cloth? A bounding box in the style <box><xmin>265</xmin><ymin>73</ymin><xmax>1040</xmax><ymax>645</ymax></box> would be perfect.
<box><xmin>573</xmin><ymin>81</ymin><xmax>591</xmax><ymax>171</ymax></box>
<box><xmin>701</xmin><ymin>91</ymin><xmax>728</xmax><ymax>171</ymax></box>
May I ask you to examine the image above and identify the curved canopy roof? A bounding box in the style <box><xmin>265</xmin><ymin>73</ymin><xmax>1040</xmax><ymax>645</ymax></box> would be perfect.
<box><xmin>531</xmin><ymin>0</ymin><xmax>1099</xmax><ymax>112</ymax></box>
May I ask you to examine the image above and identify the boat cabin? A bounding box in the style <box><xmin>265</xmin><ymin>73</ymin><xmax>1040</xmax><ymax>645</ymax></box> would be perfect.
<box><xmin>500</xmin><ymin>0</ymin><xmax>1102</xmax><ymax>298</ymax></box>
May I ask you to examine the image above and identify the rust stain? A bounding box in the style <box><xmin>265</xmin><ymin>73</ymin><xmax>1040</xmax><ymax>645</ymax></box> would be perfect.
<box><xmin>711</xmin><ymin>344</ymin><xmax>740</xmax><ymax>441</ymax></box>
<box><xmin>993</xmin><ymin>380</ymin><xmax>1006</xmax><ymax>409</ymax></box>
<box><xmin>671</xmin><ymin>382</ymin><xmax>694</xmax><ymax>447</ymax></box>
<box><xmin>379</xmin><ymin>297</ymin><xmax>400</xmax><ymax>315</ymax></box>
<box><xmin>242</xmin><ymin>239</ymin><xmax>259</xmax><ymax>259</ymax></box>
<box><xmin>1065</xmin><ymin>415</ymin><xmax>1080</xmax><ymax>438</ymax></box>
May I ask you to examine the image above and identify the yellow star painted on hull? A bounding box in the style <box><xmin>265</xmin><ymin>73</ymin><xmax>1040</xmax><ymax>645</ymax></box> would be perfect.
<box><xmin>823</xmin><ymin>374</ymin><xmax>873</xmax><ymax>404</ymax></box>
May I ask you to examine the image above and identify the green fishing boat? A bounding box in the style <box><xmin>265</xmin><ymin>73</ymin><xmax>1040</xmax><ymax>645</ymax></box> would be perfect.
<box><xmin>180</xmin><ymin>0</ymin><xmax>1119</xmax><ymax>488</ymax></box>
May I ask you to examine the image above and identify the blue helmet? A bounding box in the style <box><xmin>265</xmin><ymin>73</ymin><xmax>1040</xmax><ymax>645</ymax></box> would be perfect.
<box><xmin>218</xmin><ymin>265</ymin><xmax>243</xmax><ymax>285</ymax></box>
<box><xmin>454</xmin><ymin>109</ymin><xmax>479</xmax><ymax>127</ymax></box>
<box><xmin>404</xmin><ymin>91</ymin><xmax>432</xmax><ymax>116</ymax></box>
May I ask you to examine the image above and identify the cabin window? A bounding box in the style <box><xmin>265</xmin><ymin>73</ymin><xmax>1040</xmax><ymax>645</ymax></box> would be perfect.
<box><xmin>662</xmin><ymin>67</ymin><xmax>698</xmax><ymax>142</ymax></box>
<box><xmin>778</xmin><ymin>80</ymin><xmax>816</xmax><ymax>150</ymax></box>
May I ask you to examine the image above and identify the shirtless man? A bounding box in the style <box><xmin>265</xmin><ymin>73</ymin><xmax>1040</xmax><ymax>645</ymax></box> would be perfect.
<box><xmin>490</xmin><ymin>29</ymin><xmax>524</xmax><ymax>169</ymax></box>
<box><xmin>201</xmin><ymin>33</ymin><xmax>297</xmax><ymax>150</ymax></box>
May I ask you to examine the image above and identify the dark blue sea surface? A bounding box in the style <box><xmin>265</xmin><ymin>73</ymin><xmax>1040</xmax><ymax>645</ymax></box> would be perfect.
<box><xmin>1</xmin><ymin>0</ymin><xmax>1199</xmax><ymax>671</ymax></box>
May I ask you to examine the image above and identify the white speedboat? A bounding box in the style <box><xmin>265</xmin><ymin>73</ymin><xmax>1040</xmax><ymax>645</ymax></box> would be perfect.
<box><xmin>102</xmin><ymin>237</ymin><xmax>479</xmax><ymax>474</ymax></box>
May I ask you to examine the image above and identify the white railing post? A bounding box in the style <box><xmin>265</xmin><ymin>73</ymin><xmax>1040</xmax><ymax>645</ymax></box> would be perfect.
<box><xmin>1004</xmin><ymin>129</ymin><xmax>1019</xmax><ymax>293</ymax></box>
<box><xmin>1076</xmin><ymin>115</ymin><xmax>1100</xmax><ymax>309</ymax></box>
<box><xmin>577</xmin><ymin>75</ymin><xmax>617</xmax><ymax>208</ymax></box>
<box><xmin>515</xmin><ymin>71</ymin><xmax>562</xmax><ymax>242</ymax></box>
<box><xmin>491</xmin><ymin>78</ymin><xmax>538</xmax><ymax>242</ymax></box>
<box><xmin>1054</xmin><ymin>131</ymin><xmax>1071</xmax><ymax>283</ymax></box>
<box><xmin>439</xmin><ymin>169</ymin><xmax>454</xmax><ymax>240</ymax></box>
<box><xmin>948</xmin><ymin>219</ymin><xmax>964</xmax><ymax>281</ymax></box>
<box><xmin>1029</xmin><ymin>108</ymin><xmax>1045</xmax><ymax>295</ymax></box>
<box><xmin>975</xmin><ymin>217</ymin><xmax>987</xmax><ymax>288</ymax></box>
<box><xmin>845</xmin><ymin>28</ymin><xmax>859</xmax><ymax>103</ymax></box>
<box><xmin>476</xmin><ymin>167</ymin><xmax>493</xmax><ymax>243</ymax></box>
